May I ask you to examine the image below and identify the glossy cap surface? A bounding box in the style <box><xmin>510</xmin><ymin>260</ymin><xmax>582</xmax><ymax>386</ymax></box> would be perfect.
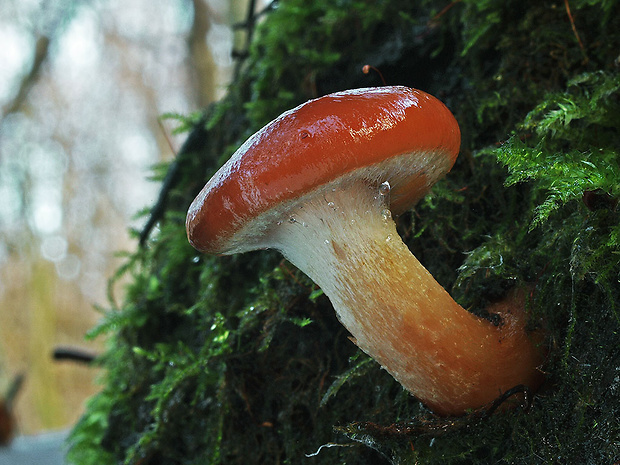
<box><xmin>187</xmin><ymin>86</ymin><xmax>460</xmax><ymax>254</ymax></box>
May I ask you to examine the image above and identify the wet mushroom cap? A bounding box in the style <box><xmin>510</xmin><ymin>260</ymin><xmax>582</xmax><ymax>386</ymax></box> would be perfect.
<box><xmin>186</xmin><ymin>86</ymin><xmax>460</xmax><ymax>254</ymax></box>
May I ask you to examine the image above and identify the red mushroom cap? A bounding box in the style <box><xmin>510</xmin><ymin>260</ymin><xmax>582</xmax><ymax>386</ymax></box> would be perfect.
<box><xmin>187</xmin><ymin>86</ymin><xmax>460</xmax><ymax>254</ymax></box>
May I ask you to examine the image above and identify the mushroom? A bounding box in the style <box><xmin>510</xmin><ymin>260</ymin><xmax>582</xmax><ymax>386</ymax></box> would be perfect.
<box><xmin>186</xmin><ymin>86</ymin><xmax>544</xmax><ymax>416</ymax></box>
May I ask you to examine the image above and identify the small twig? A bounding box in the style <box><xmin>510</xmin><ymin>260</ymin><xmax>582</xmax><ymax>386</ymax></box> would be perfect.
<box><xmin>157</xmin><ymin>118</ymin><xmax>177</xmax><ymax>156</ymax></box>
<box><xmin>3</xmin><ymin>374</ymin><xmax>25</xmax><ymax>410</ymax></box>
<box><xmin>52</xmin><ymin>346</ymin><xmax>98</xmax><ymax>364</ymax></box>
<box><xmin>231</xmin><ymin>0</ymin><xmax>277</xmax><ymax>74</ymax></box>
<box><xmin>563</xmin><ymin>0</ymin><xmax>587</xmax><ymax>61</ymax></box>
<box><xmin>233</xmin><ymin>0</ymin><xmax>257</xmax><ymax>78</ymax></box>
<box><xmin>232</xmin><ymin>1</ymin><xmax>274</xmax><ymax>30</ymax></box>
<box><xmin>430</xmin><ymin>0</ymin><xmax>462</xmax><ymax>24</ymax></box>
<box><xmin>139</xmin><ymin>115</ymin><xmax>209</xmax><ymax>246</ymax></box>
<box><xmin>482</xmin><ymin>384</ymin><xmax>533</xmax><ymax>417</ymax></box>
<box><xmin>2</xmin><ymin>36</ymin><xmax>50</xmax><ymax>117</ymax></box>
<box><xmin>343</xmin><ymin>383</ymin><xmax>536</xmax><ymax>441</ymax></box>
<box><xmin>139</xmin><ymin>158</ymin><xmax>182</xmax><ymax>246</ymax></box>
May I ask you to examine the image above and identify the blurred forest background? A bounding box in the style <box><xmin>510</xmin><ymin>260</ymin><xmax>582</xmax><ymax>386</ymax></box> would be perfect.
<box><xmin>0</xmin><ymin>0</ymin><xmax>244</xmax><ymax>434</ymax></box>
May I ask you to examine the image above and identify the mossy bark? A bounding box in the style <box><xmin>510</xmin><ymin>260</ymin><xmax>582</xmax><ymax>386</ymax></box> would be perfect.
<box><xmin>69</xmin><ymin>1</ymin><xmax>620</xmax><ymax>464</ymax></box>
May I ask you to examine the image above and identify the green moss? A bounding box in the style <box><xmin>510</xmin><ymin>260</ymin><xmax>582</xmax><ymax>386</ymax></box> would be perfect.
<box><xmin>69</xmin><ymin>0</ymin><xmax>620</xmax><ymax>464</ymax></box>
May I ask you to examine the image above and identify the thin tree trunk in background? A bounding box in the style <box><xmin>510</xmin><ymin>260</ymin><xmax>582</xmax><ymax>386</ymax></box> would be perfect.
<box><xmin>189</xmin><ymin>0</ymin><xmax>216</xmax><ymax>107</ymax></box>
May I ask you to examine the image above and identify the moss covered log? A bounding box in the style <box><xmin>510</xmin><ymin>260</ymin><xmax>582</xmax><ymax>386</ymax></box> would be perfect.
<box><xmin>68</xmin><ymin>1</ymin><xmax>620</xmax><ymax>464</ymax></box>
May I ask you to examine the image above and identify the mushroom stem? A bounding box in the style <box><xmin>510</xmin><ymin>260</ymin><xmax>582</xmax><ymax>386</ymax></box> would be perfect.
<box><xmin>270</xmin><ymin>179</ymin><xmax>543</xmax><ymax>416</ymax></box>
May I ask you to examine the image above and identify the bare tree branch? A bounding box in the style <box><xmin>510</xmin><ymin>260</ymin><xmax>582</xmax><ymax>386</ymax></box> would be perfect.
<box><xmin>1</xmin><ymin>35</ymin><xmax>51</xmax><ymax>118</ymax></box>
